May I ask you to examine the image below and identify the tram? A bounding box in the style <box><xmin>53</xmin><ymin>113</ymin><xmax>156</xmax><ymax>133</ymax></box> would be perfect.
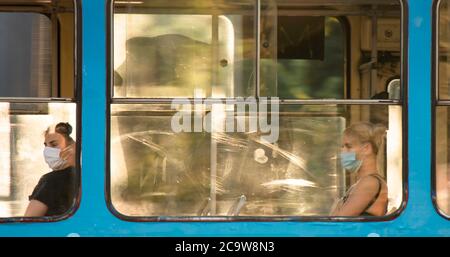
<box><xmin>0</xmin><ymin>0</ymin><xmax>448</xmax><ymax>237</ymax></box>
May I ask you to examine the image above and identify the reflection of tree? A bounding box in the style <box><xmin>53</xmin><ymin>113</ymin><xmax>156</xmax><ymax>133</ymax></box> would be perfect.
<box><xmin>278</xmin><ymin>17</ymin><xmax>325</xmax><ymax>60</ymax></box>
<box><xmin>275</xmin><ymin>18</ymin><xmax>344</xmax><ymax>99</ymax></box>
<box><xmin>114</xmin><ymin>34</ymin><xmax>212</xmax><ymax>97</ymax></box>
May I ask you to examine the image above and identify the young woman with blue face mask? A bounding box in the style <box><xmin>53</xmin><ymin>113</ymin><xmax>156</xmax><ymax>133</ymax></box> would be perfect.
<box><xmin>330</xmin><ymin>122</ymin><xmax>388</xmax><ymax>217</ymax></box>
<box><xmin>24</xmin><ymin>122</ymin><xmax>77</xmax><ymax>217</ymax></box>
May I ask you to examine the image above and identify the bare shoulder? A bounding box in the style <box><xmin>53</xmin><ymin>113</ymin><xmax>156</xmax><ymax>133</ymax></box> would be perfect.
<box><xmin>352</xmin><ymin>175</ymin><xmax>383</xmax><ymax>194</ymax></box>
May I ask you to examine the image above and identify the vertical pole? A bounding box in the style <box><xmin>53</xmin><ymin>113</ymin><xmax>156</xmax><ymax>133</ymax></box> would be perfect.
<box><xmin>370</xmin><ymin>5</ymin><xmax>378</xmax><ymax>98</ymax></box>
<box><xmin>51</xmin><ymin>0</ymin><xmax>59</xmax><ymax>97</ymax></box>
<box><xmin>255</xmin><ymin>0</ymin><xmax>261</xmax><ymax>99</ymax></box>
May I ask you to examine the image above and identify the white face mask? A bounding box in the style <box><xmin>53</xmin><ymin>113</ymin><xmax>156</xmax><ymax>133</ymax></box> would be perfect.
<box><xmin>43</xmin><ymin>147</ymin><xmax>67</xmax><ymax>170</ymax></box>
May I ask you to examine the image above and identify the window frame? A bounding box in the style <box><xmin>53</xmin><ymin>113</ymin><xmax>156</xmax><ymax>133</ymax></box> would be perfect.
<box><xmin>106</xmin><ymin>0</ymin><xmax>408</xmax><ymax>222</ymax></box>
<box><xmin>432</xmin><ymin>0</ymin><xmax>450</xmax><ymax>220</ymax></box>
<box><xmin>0</xmin><ymin>0</ymin><xmax>82</xmax><ymax>223</ymax></box>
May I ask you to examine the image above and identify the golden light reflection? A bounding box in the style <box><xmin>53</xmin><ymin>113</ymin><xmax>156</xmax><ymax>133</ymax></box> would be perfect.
<box><xmin>0</xmin><ymin>103</ymin><xmax>11</xmax><ymax>208</ymax></box>
<box><xmin>0</xmin><ymin>103</ymin><xmax>76</xmax><ymax>217</ymax></box>
<box><xmin>113</xmin><ymin>13</ymin><xmax>239</xmax><ymax>98</ymax></box>
<box><xmin>386</xmin><ymin>105</ymin><xmax>403</xmax><ymax>213</ymax></box>
<box><xmin>110</xmin><ymin>115</ymin><xmax>130</xmax><ymax>214</ymax></box>
<box><xmin>436</xmin><ymin>107</ymin><xmax>450</xmax><ymax>215</ymax></box>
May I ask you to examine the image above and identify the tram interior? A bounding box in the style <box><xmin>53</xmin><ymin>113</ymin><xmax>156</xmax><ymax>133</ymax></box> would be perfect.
<box><xmin>0</xmin><ymin>0</ymin><xmax>404</xmax><ymax>218</ymax></box>
<box><xmin>0</xmin><ymin>0</ymin><xmax>77</xmax><ymax>217</ymax></box>
<box><xmin>110</xmin><ymin>0</ymin><xmax>403</xmax><ymax>217</ymax></box>
<box><xmin>437</xmin><ymin>0</ymin><xmax>450</xmax><ymax>216</ymax></box>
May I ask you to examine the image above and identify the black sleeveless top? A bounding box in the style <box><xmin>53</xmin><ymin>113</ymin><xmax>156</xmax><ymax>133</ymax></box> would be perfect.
<box><xmin>341</xmin><ymin>174</ymin><xmax>386</xmax><ymax>216</ymax></box>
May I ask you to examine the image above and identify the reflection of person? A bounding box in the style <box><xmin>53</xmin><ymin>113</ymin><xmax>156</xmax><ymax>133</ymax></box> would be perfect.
<box><xmin>24</xmin><ymin>122</ymin><xmax>77</xmax><ymax>217</ymax></box>
<box><xmin>331</xmin><ymin>122</ymin><xmax>388</xmax><ymax>216</ymax></box>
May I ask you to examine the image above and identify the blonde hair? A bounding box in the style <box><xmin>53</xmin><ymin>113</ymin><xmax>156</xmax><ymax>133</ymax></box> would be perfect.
<box><xmin>344</xmin><ymin>122</ymin><xmax>387</xmax><ymax>155</ymax></box>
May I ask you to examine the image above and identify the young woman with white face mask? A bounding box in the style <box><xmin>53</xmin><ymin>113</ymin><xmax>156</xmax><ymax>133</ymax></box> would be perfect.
<box><xmin>24</xmin><ymin>122</ymin><xmax>77</xmax><ymax>217</ymax></box>
<box><xmin>330</xmin><ymin>122</ymin><xmax>388</xmax><ymax>217</ymax></box>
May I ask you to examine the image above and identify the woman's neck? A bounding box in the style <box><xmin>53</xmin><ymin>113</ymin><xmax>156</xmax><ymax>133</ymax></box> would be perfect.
<box><xmin>357</xmin><ymin>155</ymin><xmax>378</xmax><ymax>180</ymax></box>
<box><xmin>57</xmin><ymin>164</ymin><xmax>74</xmax><ymax>171</ymax></box>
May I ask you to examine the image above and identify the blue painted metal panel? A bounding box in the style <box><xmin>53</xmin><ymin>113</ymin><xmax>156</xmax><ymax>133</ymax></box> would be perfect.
<box><xmin>1</xmin><ymin>0</ymin><xmax>450</xmax><ymax>237</ymax></box>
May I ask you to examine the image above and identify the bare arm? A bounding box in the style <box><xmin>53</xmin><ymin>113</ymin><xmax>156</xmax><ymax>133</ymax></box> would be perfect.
<box><xmin>24</xmin><ymin>200</ymin><xmax>48</xmax><ymax>217</ymax></box>
<box><xmin>331</xmin><ymin>176</ymin><xmax>380</xmax><ymax>216</ymax></box>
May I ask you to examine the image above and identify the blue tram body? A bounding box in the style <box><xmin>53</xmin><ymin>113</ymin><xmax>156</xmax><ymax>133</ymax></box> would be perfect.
<box><xmin>0</xmin><ymin>0</ymin><xmax>449</xmax><ymax>237</ymax></box>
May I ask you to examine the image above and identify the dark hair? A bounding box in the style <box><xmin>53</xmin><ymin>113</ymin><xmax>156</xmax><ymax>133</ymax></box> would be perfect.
<box><xmin>45</xmin><ymin>122</ymin><xmax>75</xmax><ymax>144</ymax></box>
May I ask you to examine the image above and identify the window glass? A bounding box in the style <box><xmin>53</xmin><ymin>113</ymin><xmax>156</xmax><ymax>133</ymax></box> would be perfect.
<box><xmin>0</xmin><ymin>0</ymin><xmax>79</xmax><ymax>220</ymax></box>
<box><xmin>113</xmin><ymin>0</ymin><xmax>262</xmax><ymax>98</ymax></box>
<box><xmin>0</xmin><ymin>103</ymin><xmax>77</xmax><ymax>217</ymax></box>
<box><xmin>0</xmin><ymin>13</ymin><xmax>51</xmax><ymax>97</ymax></box>
<box><xmin>109</xmin><ymin>0</ymin><xmax>404</xmax><ymax>220</ymax></box>
<box><xmin>436</xmin><ymin>106</ymin><xmax>450</xmax><ymax>216</ymax></box>
<box><xmin>269</xmin><ymin>17</ymin><xmax>345</xmax><ymax>99</ymax></box>
<box><xmin>439</xmin><ymin>0</ymin><xmax>450</xmax><ymax>100</ymax></box>
<box><xmin>110</xmin><ymin>103</ymin><xmax>403</xmax><ymax>217</ymax></box>
<box><xmin>112</xmin><ymin>0</ymin><xmax>402</xmax><ymax>100</ymax></box>
<box><xmin>436</xmin><ymin>0</ymin><xmax>450</xmax><ymax>217</ymax></box>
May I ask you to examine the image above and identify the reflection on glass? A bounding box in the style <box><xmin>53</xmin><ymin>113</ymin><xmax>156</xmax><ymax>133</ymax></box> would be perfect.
<box><xmin>110</xmin><ymin>104</ymin><xmax>402</xmax><ymax>217</ymax></box>
<box><xmin>113</xmin><ymin>0</ymin><xmax>403</xmax><ymax>100</ymax></box>
<box><xmin>113</xmin><ymin>0</ymin><xmax>267</xmax><ymax>98</ymax></box>
<box><xmin>440</xmin><ymin>0</ymin><xmax>450</xmax><ymax>99</ymax></box>
<box><xmin>436</xmin><ymin>106</ymin><xmax>450</xmax><ymax>215</ymax></box>
<box><xmin>268</xmin><ymin>17</ymin><xmax>344</xmax><ymax>99</ymax></box>
<box><xmin>437</xmin><ymin>0</ymin><xmax>450</xmax><ymax>216</ymax></box>
<box><xmin>0</xmin><ymin>13</ymin><xmax>51</xmax><ymax>97</ymax></box>
<box><xmin>0</xmin><ymin>103</ymin><xmax>77</xmax><ymax>217</ymax></box>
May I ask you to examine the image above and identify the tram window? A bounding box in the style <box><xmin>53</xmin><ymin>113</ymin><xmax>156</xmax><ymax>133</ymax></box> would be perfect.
<box><xmin>0</xmin><ymin>0</ymin><xmax>75</xmax><ymax>98</ymax></box>
<box><xmin>439</xmin><ymin>0</ymin><xmax>450</xmax><ymax>100</ymax></box>
<box><xmin>0</xmin><ymin>0</ymin><xmax>79</xmax><ymax>221</ymax></box>
<box><xmin>0</xmin><ymin>13</ymin><xmax>51</xmax><ymax>97</ymax></box>
<box><xmin>113</xmin><ymin>2</ymin><xmax>259</xmax><ymax>98</ymax></box>
<box><xmin>112</xmin><ymin>0</ymin><xmax>402</xmax><ymax>100</ymax></box>
<box><xmin>270</xmin><ymin>17</ymin><xmax>344</xmax><ymax>99</ymax></box>
<box><xmin>110</xmin><ymin>104</ymin><xmax>403</xmax><ymax>218</ymax></box>
<box><xmin>109</xmin><ymin>0</ymin><xmax>405</xmax><ymax>220</ymax></box>
<box><xmin>436</xmin><ymin>0</ymin><xmax>450</xmax><ymax>217</ymax></box>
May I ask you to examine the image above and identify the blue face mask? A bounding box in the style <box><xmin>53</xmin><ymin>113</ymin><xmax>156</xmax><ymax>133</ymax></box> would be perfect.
<box><xmin>340</xmin><ymin>152</ymin><xmax>362</xmax><ymax>173</ymax></box>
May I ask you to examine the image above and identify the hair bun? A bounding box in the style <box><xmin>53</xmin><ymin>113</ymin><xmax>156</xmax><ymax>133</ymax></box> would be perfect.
<box><xmin>66</xmin><ymin>122</ymin><xmax>73</xmax><ymax>135</ymax></box>
<box><xmin>372</xmin><ymin>123</ymin><xmax>387</xmax><ymax>138</ymax></box>
<box><xmin>344</xmin><ymin>122</ymin><xmax>387</xmax><ymax>154</ymax></box>
<box><xmin>56</xmin><ymin>122</ymin><xmax>72</xmax><ymax>136</ymax></box>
